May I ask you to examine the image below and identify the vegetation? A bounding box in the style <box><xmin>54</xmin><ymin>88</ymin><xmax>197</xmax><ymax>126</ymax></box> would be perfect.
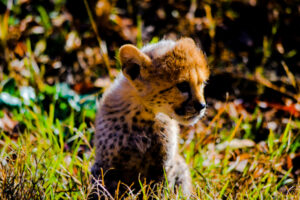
<box><xmin>0</xmin><ymin>0</ymin><xmax>299</xmax><ymax>199</ymax></box>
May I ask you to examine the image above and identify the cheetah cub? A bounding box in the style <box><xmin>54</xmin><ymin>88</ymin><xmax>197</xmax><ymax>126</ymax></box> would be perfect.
<box><xmin>91</xmin><ymin>38</ymin><xmax>209</xmax><ymax>199</ymax></box>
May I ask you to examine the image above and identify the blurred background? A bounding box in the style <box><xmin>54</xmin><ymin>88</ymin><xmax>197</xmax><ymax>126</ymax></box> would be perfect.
<box><xmin>0</xmin><ymin>0</ymin><xmax>299</xmax><ymax>199</ymax></box>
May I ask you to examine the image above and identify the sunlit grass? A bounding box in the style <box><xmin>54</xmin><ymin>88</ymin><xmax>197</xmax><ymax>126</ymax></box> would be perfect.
<box><xmin>0</xmin><ymin>104</ymin><xmax>93</xmax><ymax>199</ymax></box>
<box><xmin>1</xmin><ymin>97</ymin><xmax>299</xmax><ymax>199</ymax></box>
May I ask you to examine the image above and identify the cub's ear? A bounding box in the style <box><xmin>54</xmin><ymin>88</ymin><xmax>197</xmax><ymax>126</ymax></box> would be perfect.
<box><xmin>177</xmin><ymin>37</ymin><xmax>196</xmax><ymax>46</ymax></box>
<box><xmin>119</xmin><ymin>44</ymin><xmax>151</xmax><ymax>81</ymax></box>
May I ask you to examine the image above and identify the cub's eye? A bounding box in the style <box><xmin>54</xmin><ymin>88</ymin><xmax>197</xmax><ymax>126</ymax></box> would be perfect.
<box><xmin>176</xmin><ymin>81</ymin><xmax>190</xmax><ymax>93</ymax></box>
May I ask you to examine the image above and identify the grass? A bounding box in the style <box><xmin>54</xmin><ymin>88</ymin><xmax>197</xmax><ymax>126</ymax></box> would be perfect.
<box><xmin>0</xmin><ymin>94</ymin><xmax>299</xmax><ymax>199</ymax></box>
<box><xmin>0</xmin><ymin>104</ymin><xmax>93</xmax><ymax>199</ymax></box>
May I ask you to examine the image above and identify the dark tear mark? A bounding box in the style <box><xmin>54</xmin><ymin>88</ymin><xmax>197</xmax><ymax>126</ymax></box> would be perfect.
<box><xmin>158</xmin><ymin>86</ymin><xmax>173</xmax><ymax>94</ymax></box>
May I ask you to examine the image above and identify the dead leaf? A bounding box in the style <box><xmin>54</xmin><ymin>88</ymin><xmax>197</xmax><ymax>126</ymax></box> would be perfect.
<box><xmin>65</xmin><ymin>31</ymin><xmax>81</xmax><ymax>52</ymax></box>
<box><xmin>95</xmin><ymin>0</ymin><xmax>111</xmax><ymax>17</ymax></box>
<box><xmin>257</xmin><ymin>100</ymin><xmax>300</xmax><ymax>117</ymax></box>
<box><xmin>73</xmin><ymin>81</ymin><xmax>95</xmax><ymax>94</ymax></box>
<box><xmin>287</xmin><ymin>154</ymin><xmax>293</xmax><ymax>170</ymax></box>
<box><xmin>94</xmin><ymin>77</ymin><xmax>111</xmax><ymax>89</ymax></box>
<box><xmin>216</xmin><ymin>139</ymin><xmax>255</xmax><ymax>151</ymax></box>
<box><xmin>229</xmin><ymin>157</ymin><xmax>249</xmax><ymax>173</ymax></box>
<box><xmin>14</xmin><ymin>42</ymin><xmax>27</xmax><ymax>57</ymax></box>
<box><xmin>0</xmin><ymin>112</ymin><xmax>18</xmax><ymax>133</ymax></box>
<box><xmin>52</xmin><ymin>12</ymin><xmax>72</xmax><ymax>27</ymax></box>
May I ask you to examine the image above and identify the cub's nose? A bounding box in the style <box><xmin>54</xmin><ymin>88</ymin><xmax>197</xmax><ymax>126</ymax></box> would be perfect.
<box><xmin>193</xmin><ymin>101</ymin><xmax>206</xmax><ymax>112</ymax></box>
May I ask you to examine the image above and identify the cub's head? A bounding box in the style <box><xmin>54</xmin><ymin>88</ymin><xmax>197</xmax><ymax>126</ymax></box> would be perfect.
<box><xmin>119</xmin><ymin>38</ymin><xmax>209</xmax><ymax>125</ymax></box>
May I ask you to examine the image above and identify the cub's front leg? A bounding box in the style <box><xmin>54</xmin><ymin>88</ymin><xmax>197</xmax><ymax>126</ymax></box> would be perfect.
<box><xmin>166</xmin><ymin>154</ymin><xmax>192</xmax><ymax>197</ymax></box>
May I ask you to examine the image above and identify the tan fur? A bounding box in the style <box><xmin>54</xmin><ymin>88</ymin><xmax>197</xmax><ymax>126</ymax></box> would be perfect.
<box><xmin>90</xmin><ymin>38</ymin><xmax>209</xmax><ymax>199</ymax></box>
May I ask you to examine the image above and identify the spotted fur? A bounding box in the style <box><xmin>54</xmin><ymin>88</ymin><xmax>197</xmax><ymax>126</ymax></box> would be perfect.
<box><xmin>90</xmin><ymin>38</ymin><xmax>209</xmax><ymax>199</ymax></box>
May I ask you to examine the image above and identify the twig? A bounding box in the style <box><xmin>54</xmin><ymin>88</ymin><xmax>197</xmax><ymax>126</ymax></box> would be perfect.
<box><xmin>83</xmin><ymin>0</ymin><xmax>113</xmax><ymax>79</ymax></box>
